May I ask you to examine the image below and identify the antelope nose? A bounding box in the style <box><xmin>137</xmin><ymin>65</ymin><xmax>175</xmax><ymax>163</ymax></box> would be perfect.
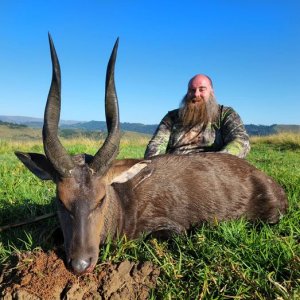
<box><xmin>71</xmin><ymin>258</ymin><xmax>91</xmax><ymax>274</ymax></box>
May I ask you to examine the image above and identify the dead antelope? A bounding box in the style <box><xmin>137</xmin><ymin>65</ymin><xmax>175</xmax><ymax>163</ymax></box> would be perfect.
<box><xmin>15</xmin><ymin>35</ymin><xmax>288</xmax><ymax>275</ymax></box>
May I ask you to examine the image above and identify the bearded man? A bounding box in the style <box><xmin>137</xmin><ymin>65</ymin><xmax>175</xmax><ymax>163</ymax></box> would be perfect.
<box><xmin>144</xmin><ymin>74</ymin><xmax>250</xmax><ymax>159</ymax></box>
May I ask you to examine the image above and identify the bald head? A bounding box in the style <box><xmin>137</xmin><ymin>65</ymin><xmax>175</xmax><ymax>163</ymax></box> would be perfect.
<box><xmin>188</xmin><ymin>74</ymin><xmax>213</xmax><ymax>89</ymax></box>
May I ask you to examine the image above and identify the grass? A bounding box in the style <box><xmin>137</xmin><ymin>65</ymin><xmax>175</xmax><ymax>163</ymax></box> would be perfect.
<box><xmin>0</xmin><ymin>133</ymin><xmax>300</xmax><ymax>299</ymax></box>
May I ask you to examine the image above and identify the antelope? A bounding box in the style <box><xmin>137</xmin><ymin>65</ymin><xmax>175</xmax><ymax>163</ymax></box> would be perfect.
<box><xmin>15</xmin><ymin>35</ymin><xmax>288</xmax><ymax>275</ymax></box>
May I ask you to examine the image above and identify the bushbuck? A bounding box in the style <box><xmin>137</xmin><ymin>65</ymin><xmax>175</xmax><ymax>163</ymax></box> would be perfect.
<box><xmin>15</xmin><ymin>35</ymin><xmax>288</xmax><ymax>274</ymax></box>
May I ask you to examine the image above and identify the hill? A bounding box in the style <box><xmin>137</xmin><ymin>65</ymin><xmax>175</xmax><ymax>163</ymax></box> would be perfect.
<box><xmin>60</xmin><ymin>121</ymin><xmax>158</xmax><ymax>135</ymax></box>
<box><xmin>0</xmin><ymin>116</ymin><xmax>158</xmax><ymax>135</ymax></box>
<box><xmin>0</xmin><ymin>122</ymin><xmax>41</xmax><ymax>140</ymax></box>
<box><xmin>0</xmin><ymin>122</ymin><xmax>151</xmax><ymax>141</ymax></box>
<box><xmin>245</xmin><ymin>124</ymin><xmax>300</xmax><ymax>136</ymax></box>
<box><xmin>0</xmin><ymin>115</ymin><xmax>79</xmax><ymax>126</ymax></box>
<box><xmin>0</xmin><ymin>115</ymin><xmax>299</xmax><ymax>136</ymax></box>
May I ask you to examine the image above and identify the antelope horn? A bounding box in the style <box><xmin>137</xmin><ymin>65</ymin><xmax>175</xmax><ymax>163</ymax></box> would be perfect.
<box><xmin>43</xmin><ymin>33</ymin><xmax>74</xmax><ymax>177</ymax></box>
<box><xmin>89</xmin><ymin>38</ymin><xmax>120</xmax><ymax>174</ymax></box>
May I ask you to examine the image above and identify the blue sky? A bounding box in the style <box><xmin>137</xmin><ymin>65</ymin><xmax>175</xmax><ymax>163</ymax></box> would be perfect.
<box><xmin>0</xmin><ymin>0</ymin><xmax>299</xmax><ymax>125</ymax></box>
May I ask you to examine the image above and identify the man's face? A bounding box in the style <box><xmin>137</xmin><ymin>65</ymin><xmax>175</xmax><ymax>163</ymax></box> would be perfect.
<box><xmin>187</xmin><ymin>75</ymin><xmax>214</xmax><ymax>105</ymax></box>
<box><xmin>179</xmin><ymin>75</ymin><xmax>218</xmax><ymax>127</ymax></box>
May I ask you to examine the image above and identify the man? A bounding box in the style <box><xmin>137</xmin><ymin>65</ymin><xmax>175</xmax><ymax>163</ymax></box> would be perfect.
<box><xmin>144</xmin><ymin>74</ymin><xmax>250</xmax><ymax>159</ymax></box>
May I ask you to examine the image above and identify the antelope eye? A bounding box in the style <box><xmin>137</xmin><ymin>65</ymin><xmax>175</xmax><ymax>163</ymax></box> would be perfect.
<box><xmin>57</xmin><ymin>197</ymin><xmax>64</xmax><ymax>206</ymax></box>
<box><xmin>96</xmin><ymin>195</ymin><xmax>105</xmax><ymax>209</ymax></box>
<box><xmin>57</xmin><ymin>197</ymin><xmax>74</xmax><ymax>219</ymax></box>
<box><xmin>57</xmin><ymin>198</ymin><xmax>70</xmax><ymax>211</ymax></box>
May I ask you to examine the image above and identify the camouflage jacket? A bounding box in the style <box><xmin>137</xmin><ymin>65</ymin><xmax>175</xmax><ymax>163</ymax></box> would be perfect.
<box><xmin>144</xmin><ymin>105</ymin><xmax>250</xmax><ymax>159</ymax></box>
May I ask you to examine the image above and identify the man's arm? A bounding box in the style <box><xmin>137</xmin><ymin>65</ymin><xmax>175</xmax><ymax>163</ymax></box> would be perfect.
<box><xmin>219</xmin><ymin>107</ymin><xmax>250</xmax><ymax>158</ymax></box>
<box><xmin>144</xmin><ymin>113</ymin><xmax>173</xmax><ymax>159</ymax></box>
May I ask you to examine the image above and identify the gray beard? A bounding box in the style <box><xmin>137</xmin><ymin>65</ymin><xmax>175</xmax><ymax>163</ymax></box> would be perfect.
<box><xmin>179</xmin><ymin>94</ymin><xmax>219</xmax><ymax>128</ymax></box>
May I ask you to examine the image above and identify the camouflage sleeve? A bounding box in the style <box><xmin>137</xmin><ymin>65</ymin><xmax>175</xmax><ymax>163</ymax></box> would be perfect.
<box><xmin>219</xmin><ymin>107</ymin><xmax>250</xmax><ymax>158</ymax></box>
<box><xmin>144</xmin><ymin>112</ymin><xmax>173</xmax><ymax>158</ymax></box>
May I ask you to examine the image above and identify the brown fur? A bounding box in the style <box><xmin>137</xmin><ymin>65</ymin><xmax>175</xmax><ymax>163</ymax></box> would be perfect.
<box><xmin>109</xmin><ymin>153</ymin><xmax>288</xmax><ymax>238</ymax></box>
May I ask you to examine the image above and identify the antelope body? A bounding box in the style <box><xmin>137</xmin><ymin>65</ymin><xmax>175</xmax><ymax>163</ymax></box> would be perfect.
<box><xmin>15</xmin><ymin>35</ymin><xmax>288</xmax><ymax>275</ymax></box>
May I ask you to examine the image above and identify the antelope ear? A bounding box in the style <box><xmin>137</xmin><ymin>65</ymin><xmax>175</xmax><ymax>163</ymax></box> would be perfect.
<box><xmin>15</xmin><ymin>151</ymin><xmax>57</xmax><ymax>181</ymax></box>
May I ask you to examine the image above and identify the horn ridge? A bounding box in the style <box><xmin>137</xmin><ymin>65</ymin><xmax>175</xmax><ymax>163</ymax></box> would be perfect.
<box><xmin>105</xmin><ymin>37</ymin><xmax>119</xmax><ymax>132</ymax></box>
<box><xmin>89</xmin><ymin>38</ymin><xmax>120</xmax><ymax>174</ymax></box>
<box><xmin>43</xmin><ymin>33</ymin><xmax>74</xmax><ymax>176</ymax></box>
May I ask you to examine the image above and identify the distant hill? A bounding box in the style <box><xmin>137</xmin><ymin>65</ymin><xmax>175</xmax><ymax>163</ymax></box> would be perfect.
<box><xmin>0</xmin><ymin>121</ymin><xmax>41</xmax><ymax>140</ymax></box>
<box><xmin>245</xmin><ymin>124</ymin><xmax>277</xmax><ymax>136</ymax></box>
<box><xmin>0</xmin><ymin>120</ymin><xmax>28</xmax><ymax>129</ymax></box>
<box><xmin>0</xmin><ymin>115</ymin><xmax>299</xmax><ymax>136</ymax></box>
<box><xmin>0</xmin><ymin>122</ymin><xmax>151</xmax><ymax>141</ymax></box>
<box><xmin>274</xmin><ymin>125</ymin><xmax>300</xmax><ymax>134</ymax></box>
<box><xmin>0</xmin><ymin>116</ymin><xmax>79</xmax><ymax>127</ymax></box>
<box><xmin>60</xmin><ymin>121</ymin><xmax>158</xmax><ymax>135</ymax></box>
<box><xmin>0</xmin><ymin>116</ymin><xmax>158</xmax><ymax>135</ymax></box>
<box><xmin>245</xmin><ymin>124</ymin><xmax>300</xmax><ymax>136</ymax></box>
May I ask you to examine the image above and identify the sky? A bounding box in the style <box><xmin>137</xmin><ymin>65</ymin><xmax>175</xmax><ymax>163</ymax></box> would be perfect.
<box><xmin>0</xmin><ymin>0</ymin><xmax>299</xmax><ymax>125</ymax></box>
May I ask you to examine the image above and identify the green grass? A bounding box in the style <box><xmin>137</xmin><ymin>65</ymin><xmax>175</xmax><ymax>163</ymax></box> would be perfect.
<box><xmin>0</xmin><ymin>134</ymin><xmax>300</xmax><ymax>299</ymax></box>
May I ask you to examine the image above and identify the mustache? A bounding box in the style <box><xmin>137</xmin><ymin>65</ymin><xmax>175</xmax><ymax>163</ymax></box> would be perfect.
<box><xmin>190</xmin><ymin>97</ymin><xmax>204</xmax><ymax>103</ymax></box>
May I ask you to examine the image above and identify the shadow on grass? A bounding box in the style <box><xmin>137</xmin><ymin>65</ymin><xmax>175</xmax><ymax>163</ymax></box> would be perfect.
<box><xmin>0</xmin><ymin>198</ymin><xmax>64</xmax><ymax>258</ymax></box>
<box><xmin>0</xmin><ymin>199</ymin><xmax>66</xmax><ymax>280</ymax></box>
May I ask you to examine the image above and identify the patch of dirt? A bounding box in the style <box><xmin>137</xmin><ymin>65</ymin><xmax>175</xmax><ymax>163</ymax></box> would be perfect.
<box><xmin>0</xmin><ymin>250</ymin><xmax>160</xmax><ymax>299</ymax></box>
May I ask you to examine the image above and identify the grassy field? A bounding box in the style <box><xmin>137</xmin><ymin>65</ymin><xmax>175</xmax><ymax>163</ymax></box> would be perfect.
<box><xmin>0</xmin><ymin>133</ymin><xmax>299</xmax><ymax>299</ymax></box>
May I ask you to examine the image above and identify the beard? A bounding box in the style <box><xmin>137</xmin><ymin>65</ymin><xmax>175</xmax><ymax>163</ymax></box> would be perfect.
<box><xmin>178</xmin><ymin>93</ymin><xmax>219</xmax><ymax>128</ymax></box>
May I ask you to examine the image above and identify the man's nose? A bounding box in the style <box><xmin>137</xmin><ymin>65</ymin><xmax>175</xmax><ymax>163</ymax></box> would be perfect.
<box><xmin>194</xmin><ymin>89</ymin><xmax>201</xmax><ymax>97</ymax></box>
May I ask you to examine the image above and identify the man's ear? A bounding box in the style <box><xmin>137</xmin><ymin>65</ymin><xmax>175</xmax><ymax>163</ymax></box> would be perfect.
<box><xmin>15</xmin><ymin>151</ymin><xmax>57</xmax><ymax>181</ymax></box>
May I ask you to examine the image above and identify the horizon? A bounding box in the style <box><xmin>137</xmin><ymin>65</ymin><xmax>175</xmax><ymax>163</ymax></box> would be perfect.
<box><xmin>1</xmin><ymin>114</ymin><xmax>299</xmax><ymax>127</ymax></box>
<box><xmin>0</xmin><ymin>1</ymin><xmax>299</xmax><ymax>126</ymax></box>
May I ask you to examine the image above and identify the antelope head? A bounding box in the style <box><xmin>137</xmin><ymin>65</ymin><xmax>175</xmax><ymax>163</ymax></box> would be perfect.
<box><xmin>15</xmin><ymin>34</ymin><xmax>120</xmax><ymax>274</ymax></box>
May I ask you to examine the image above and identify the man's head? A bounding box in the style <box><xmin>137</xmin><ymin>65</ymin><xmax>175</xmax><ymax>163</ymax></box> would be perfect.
<box><xmin>179</xmin><ymin>74</ymin><xmax>219</xmax><ymax>127</ymax></box>
<box><xmin>187</xmin><ymin>74</ymin><xmax>214</xmax><ymax>103</ymax></box>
